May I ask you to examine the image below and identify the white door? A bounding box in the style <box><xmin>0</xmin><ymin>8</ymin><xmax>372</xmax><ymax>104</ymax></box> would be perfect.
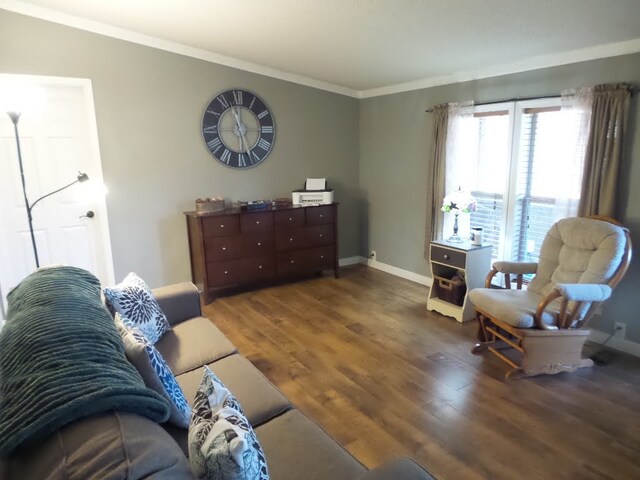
<box><xmin>0</xmin><ymin>75</ymin><xmax>114</xmax><ymax>322</ymax></box>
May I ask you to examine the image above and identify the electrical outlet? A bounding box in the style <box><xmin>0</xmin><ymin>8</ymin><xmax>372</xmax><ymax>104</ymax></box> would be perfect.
<box><xmin>370</xmin><ymin>250</ymin><xmax>376</xmax><ymax>261</ymax></box>
<box><xmin>614</xmin><ymin>322</ymin><xmax>626</xmax><ymax>339</ymax></box>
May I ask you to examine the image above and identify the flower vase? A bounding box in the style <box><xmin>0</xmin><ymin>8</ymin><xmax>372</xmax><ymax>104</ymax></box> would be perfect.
<box><xmin>448</xmin><ymin>213</ymin><xmax>462</xmax><ymax>243</ymax></box>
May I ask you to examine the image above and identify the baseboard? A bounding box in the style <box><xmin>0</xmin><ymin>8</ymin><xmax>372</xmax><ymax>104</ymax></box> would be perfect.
<box><xmin>588</xmin><ymin>329</ymin><xmax>640</xmax><ymax>357</ymax></box>
<box><xmin>357</xmin><ymin>256</ymin><xmax>432</xmax><ymax>286</ymax></box>
<box><xmin>338</xmin><ymin>256</ymin><xmax>362</xmax><ymax>267</ymax></box>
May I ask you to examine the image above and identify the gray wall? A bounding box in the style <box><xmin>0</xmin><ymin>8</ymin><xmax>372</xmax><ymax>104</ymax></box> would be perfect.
<box><xmin>0</xmin><ymin>9</ymin><xmax>360</xmax><ymax>288</ymax></box>
<box><xmin>359</xmin><ymin>53</ymin><xmax>640</xmax><ymax>342</ymax></box>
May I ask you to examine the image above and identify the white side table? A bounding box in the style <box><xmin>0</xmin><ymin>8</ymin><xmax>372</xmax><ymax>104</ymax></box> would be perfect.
<box><xmin>427</xmin><ymin>239</ymin><xmax>492</xmax><ymax>322</ymax></box>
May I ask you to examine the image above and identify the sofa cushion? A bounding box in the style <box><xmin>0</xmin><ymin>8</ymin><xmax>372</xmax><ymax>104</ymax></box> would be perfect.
<box><xmin>168</xmin><ymin>355</ymin><xmax>292</xmax><ymax>456</ymax></box>
<box><xmin>254</xmin><ymin>410</ymin><xmax>366</xmax><ymax>480</ymax></box>
<box><xmin>103</xmin><ymin>272</ymin><xmax>171</xmax><ymax>344</ymax></box>
<box><xmin>189</xmin><ymin>366</ymin><xmax>269</xmax><ymax>480</ymax></box>
<box><xmin>4</xmin><ymin>412</ymin><xmax>194</xmax><ymax>480</ymax></box>
<box><xmin>155</xmin><ymin>317</ymin><xmax>237</xmax><ymax>375</ymax></box>
<box><xmin>119</xmin><ymin>320</ymin><xmax>192</xmax><ymax>428</ymax></box>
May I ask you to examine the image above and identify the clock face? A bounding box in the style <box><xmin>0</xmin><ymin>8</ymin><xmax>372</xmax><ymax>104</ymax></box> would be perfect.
<box><xmin>202</xmin><ymin>89</ymin><xmax>275</xmax><ymax>169</ymax></box>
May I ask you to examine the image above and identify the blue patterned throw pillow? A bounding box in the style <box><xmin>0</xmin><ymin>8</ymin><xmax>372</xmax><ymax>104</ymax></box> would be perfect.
<box><xmin>119</xmin><ymin>323</ymin><xmax>192</xmax><ymax>428</ymax></box>
<box><xmin>189</xmin><ymin>366</ymin><xmax>269</xmax><ymax>480</ymax></box>
<box><xmin>104</xmin><ymin>272</ymin><xmax>171</xmax><ymax>344</ymax></box>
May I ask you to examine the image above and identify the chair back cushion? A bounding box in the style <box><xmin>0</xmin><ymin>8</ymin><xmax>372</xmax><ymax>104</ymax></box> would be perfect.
<box><xmin>529</xmin><ymin>217</ymin><xmax>627</xmax><ymax>298</ymax></box>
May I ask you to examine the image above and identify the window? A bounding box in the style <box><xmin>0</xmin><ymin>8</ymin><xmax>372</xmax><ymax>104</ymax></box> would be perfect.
<box><xmin>447</xmin><ymin>99</ymin><xmax>588</xmax><ymax>277</ymax></box>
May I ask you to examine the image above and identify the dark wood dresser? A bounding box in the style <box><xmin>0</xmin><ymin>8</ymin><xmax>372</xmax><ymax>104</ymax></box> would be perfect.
<box><xmin>185</xmin><ymin>203</ymin><xmax>339</xmax><ymax>303</ymax></box>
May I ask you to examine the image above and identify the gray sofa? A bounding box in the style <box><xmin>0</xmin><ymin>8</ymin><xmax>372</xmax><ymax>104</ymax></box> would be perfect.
<box><xmin>2</xmin><ymin>282</ymin><xmax>433</xmax><ymax>480</ymax></box>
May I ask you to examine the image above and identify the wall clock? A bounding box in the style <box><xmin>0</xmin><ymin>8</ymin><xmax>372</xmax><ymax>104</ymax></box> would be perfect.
<box><xmin>202</xmin><ymin>89</ymin><xmax>275</xmax><ymax>169</ymax></box>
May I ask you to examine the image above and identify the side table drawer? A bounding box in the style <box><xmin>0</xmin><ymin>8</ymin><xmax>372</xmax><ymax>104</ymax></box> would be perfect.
<box><xmin>431</xmin><ymin>245</ymin><xmax>466</xmax><ymax>269</ymax></box>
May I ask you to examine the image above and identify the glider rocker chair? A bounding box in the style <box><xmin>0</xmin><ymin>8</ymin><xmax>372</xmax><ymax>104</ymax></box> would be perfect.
<box><xmin>469</xmin><ymin>216</ymin><xmax>632</xmax><ymax>379</ymax></box>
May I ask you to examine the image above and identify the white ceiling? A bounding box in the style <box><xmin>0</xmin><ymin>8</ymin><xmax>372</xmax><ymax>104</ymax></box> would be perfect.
<box><xmin>3</xmin><ymin>0</ymin><xmax>640</xmax><ymax>98</ymax></box>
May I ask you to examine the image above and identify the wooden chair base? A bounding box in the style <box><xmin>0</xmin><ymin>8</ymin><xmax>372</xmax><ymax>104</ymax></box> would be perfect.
<box><xmin>472</xmin><ymin>311</ymin><xmax>593</xmax><ymax>380</ymax></box>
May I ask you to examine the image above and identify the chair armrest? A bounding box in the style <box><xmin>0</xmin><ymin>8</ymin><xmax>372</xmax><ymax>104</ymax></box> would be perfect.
<box><xmin>492</xmin><ymin>261</ymin><xmax>538</xmax><ymax>275</ymax></box>
<box><xmin>152</xmin><ymin>282</ymin><xmax>202</xmax><ymax>326</ymax></box>
<box><xmin>553</xmin><ymin>283</ymin><xmax>612</xmax><ymax>302</ymax></box>
<box><xmin>485</xmin><ymin>261</ymin><xmax>538</xmax><ymax>288</ymax></box>
<box><xmin>357</xmin><ymin>458</ymin><xmax>436</xmax><ymax>480</ymax></box>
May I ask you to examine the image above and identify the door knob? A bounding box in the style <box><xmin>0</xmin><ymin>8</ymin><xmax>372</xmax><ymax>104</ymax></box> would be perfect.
<box><xmin>79</xmin><ymin>210</ymin><xmax>95</xmax><ymax>219</ymax></box>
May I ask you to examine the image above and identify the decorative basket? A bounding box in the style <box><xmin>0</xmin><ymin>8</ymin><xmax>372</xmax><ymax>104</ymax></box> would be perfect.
<box><xmin>195</xmin><ymin>197</ymin><xmax>225</xmax><ymax>214</ymax></box>
<box><xmin>433</xmin><ymin>275</ymin><xmax>467</xmax><ymax>306</ymax></box>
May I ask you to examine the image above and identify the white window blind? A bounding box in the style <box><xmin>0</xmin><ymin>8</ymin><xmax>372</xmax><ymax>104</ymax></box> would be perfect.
<box><xmin>449</xmin><ymin>99</ymin><xmax>588</xmax><ymax>277</ymax></box>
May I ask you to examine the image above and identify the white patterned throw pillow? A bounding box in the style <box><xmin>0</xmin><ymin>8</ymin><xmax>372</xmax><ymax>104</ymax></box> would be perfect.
<box><xmin>103</xmin><ymin>272</ymin><xmax>171</xmax><ymax>344</ymax></box>
<box><xmin>189</xmin><ymin>366</ymin><xmax>269</xmax><ymax>480</ymax></box>
<box><xmin>117</xmin><ymin>319</ymin><xmax>191</xmax><ymax>428</ymax></box>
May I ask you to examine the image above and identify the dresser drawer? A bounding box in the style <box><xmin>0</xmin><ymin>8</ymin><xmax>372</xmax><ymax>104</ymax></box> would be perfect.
<box><xmin>202</xmin><ymin>215</ymin><xmax>240</xmax><ymax>237</ymax></box>
<box><xmin>275</xmin><ymin>224</ymin><xmax>334</xmax><ymax>251</ymax></box>
<box><xmin>431</xmin><ymin>245</ymin><xmax>466</xmax><ymax>269</ymax></box>
<box><xmin>205</xmin><ymin>233</ymin><xmax>273</xmax><ymax>262</ymax></box>
<box><xmin>207</xmin><ymin>256</ymin><xmax>275</xmax><ymax>287</ymax></box>
<box><xmin>241</xmin><ymin>212</ymin><xmax>273</xmax><ymax>234</ymax></box>
<box><xmin>274</xmin><ymin>209</ymin><xmax>305</xmax><ymax>229</ymax></box>
<box><xmin>275</xmin><ymin>245</ymin><xmax>332</xmax><ymax>277</ymax></box>
<box><xmin>306</xmin><ymin>205</ymin><xmax>334</xmax><ymax>226</ymax></box>
<box><xmin>205</xmin><ymin>235</ymin><xmax>244</xmax><ymax>262</ymax></box>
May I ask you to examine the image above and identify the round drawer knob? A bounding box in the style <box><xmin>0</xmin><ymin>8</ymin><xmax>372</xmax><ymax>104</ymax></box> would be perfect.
<box><xmin>256</xmin><ymin>220</ymin><xmax>260</xmax><ymax>224</ymax></box>
<box><xmin>224</xmin><ymin>270</ymin><xmax>228</xmax><ymax>274</ymax></box>
<box><xmin>320</xmin><ymin>255</ymin><xmax>324</xmax><ymax>259</ymax></box>
<box><xmin>290</xmin><ymin>260</ymin><xmax>295</xmax><ymax>264</ymax></box>
<box><xmin>320</xmin><ymin>234</ymin><xmax>323</xmax><ymax>238</ymax></box>
<box><xmin>289</xmin><ymin>217</ymin><xmax>293</xmax><ymax>221</ymax></box>
<box><xmin>222</xmin><ymin>246</ymin><xmax>226</xmax><ymax>251</ymax></box>
<box><xmin>257</xmin><ymin>242</ymin><xmax>262</xmax><ymax>246</ymax></box>
<box><xmin>443</xmin><ymin>254</ymin><xmax>450</xmax><ymax>260</ymax></box>
<box><xmin>320</xmin><ymin>214</ymin><xmax>324</xmax><ymax>218</ymax></box>
<box><xmin>289</xmin><ymin>238</ymin><xmax>293</xmax><ymax>242</ymax></box>
<box><xmin>258</xmin><ymin>265</ymin><xmax>263</xmax><ymax>269</ymax></box>
<box><xmin>220</xmin><ymin>224</ymin><xmax>224</xmax><ymax>228</ymax></box>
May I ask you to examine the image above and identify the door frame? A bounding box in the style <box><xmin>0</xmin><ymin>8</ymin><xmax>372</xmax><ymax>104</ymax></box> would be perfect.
<box><xmin>0</xmin><ymin>74</ymin><xmax>115</xmax><ymax>321</ymax></box>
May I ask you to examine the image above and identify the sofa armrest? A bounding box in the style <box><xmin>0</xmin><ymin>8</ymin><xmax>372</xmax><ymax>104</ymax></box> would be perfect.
<box><xmin>358</xmin><ymin>458</ymin><xmax>436</xmax><ymax>480</ymax></box>
<box><xmin>152</xmin><ymin>282</ymin><xmax>202</xmax><ymax>326</ymax></box>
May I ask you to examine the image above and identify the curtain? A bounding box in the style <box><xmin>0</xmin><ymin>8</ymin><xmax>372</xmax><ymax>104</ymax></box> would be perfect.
<box><xmin>425</xmin><ymin>104</ymin><xmax>448</xmax><ymax>257</ymax></box>
<box><xmin>556</xmin><ymin>87</ymin><xmax>593</xmax><ymax>221</ymax></box>
<box><xmin>578</xmin><ymin>83</ymin><xmax>632</xmax><ymax>217</ymax></box>
<box><xmin>442</xmin><ymin>101</ymin><xmax>475</xmax><ymax>239</ymax></box>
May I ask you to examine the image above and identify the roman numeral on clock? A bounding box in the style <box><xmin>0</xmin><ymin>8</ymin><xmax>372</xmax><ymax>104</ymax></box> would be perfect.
<box><xmin>257</xmin><ymin>110</ymin><xmax>269</xmax><ymax>120</ymax></box>
<box><xmin>238</xmin><ymin>153</ymin><xmax>247</xmax><ymax>167</ymax></box>
<box><xmin>207</xmin><ymin>137</ymin><xmax>222</xmax><ymax>152</ymax></box>
<box><xmin>220</xmin><ymin>149</ymin><xmax>232</xmax><ymax>164</ymax></box>
<box><xmin>261</xmin><ymin>126</ymin><xmax>274</xmax><ymax>134</ymax></box>
<box><xmin>203</xmin><ymin>124</ymin><xmax>217</xmax><ymax>134</ymax></box>
<box><xmin>232</xmin><ymin>90</ymin><xmax>243</xmax><ymax>105</ymax></box>
<box><xmin>217</xmin><ymin>95</ymin><xmax>230</xmax><ymax>109</ymax></box>
<box><xmin>257</xmin><ymin>138</ymin><xmax>271</xmax><ymax>151</ymax></box>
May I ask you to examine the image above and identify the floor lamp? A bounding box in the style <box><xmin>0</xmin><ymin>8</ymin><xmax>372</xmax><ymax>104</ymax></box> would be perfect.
<box><xmin>7</xmin><ymin>111</ymin><xmax>89</xmax><ymax>268</ymax></box>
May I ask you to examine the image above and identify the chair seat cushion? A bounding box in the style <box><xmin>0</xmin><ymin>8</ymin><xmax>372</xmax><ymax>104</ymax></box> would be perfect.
<box><xmin>469</xmin><ymin>288</ymin><xmax>560</xmax><ymax>329</ymax></box>
<box><xmin>155</xmin><ymin>317</ymin><xmax>237</xmax><ymax>375</ymax></box>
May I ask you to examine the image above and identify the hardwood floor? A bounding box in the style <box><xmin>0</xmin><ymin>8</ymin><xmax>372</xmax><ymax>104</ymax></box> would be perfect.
<box><xmin>203</xmin><ymin>265</ymin><xmax>640</xmax><ymax>480</ymax></box>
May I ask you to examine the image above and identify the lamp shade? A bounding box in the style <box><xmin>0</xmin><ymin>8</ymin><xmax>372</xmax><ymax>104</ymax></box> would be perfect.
<box><xmin>0</xmin><ymin>78</ymin><xmax>45</xmax><ymax>116</ymax></box>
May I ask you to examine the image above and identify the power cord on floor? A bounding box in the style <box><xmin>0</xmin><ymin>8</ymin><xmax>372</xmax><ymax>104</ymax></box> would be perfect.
<box><xmin>589</xmin><ymin>324</ymin><xmax>623</xmax><ymax>366</ymax></box>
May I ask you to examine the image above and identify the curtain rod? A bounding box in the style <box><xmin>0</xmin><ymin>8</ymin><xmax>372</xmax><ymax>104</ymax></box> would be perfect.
<box><xmin>425</xmin><ymin>94</ymin><xmax>560</xmax><ymax>113</ymax></box>
<box><xmin>425</xmin><ymin>85</ymin><xmax>640</xmax><ymax>112</ymax></box>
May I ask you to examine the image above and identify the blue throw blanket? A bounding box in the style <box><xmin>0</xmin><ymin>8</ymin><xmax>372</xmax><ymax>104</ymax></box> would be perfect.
<box><xmin>0</xmin><ymin>266</ymin><xmax>170</xmax><ymax>457</ymax></box>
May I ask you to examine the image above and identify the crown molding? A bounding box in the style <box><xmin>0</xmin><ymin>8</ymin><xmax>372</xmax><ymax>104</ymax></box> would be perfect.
<box><xmin>3</xmin><ymin>1</ymin><xmax>640</xmax><ymax>100</ymax></box>
<box><xmin>359</xmin><ymin>38</ymin><xmax>640</xmax><ymax>99</ymax></box>
<box><xmin>0</xmin><ymin>0</ymin><xmax>360</xmax><ymax>98</ymax></box>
